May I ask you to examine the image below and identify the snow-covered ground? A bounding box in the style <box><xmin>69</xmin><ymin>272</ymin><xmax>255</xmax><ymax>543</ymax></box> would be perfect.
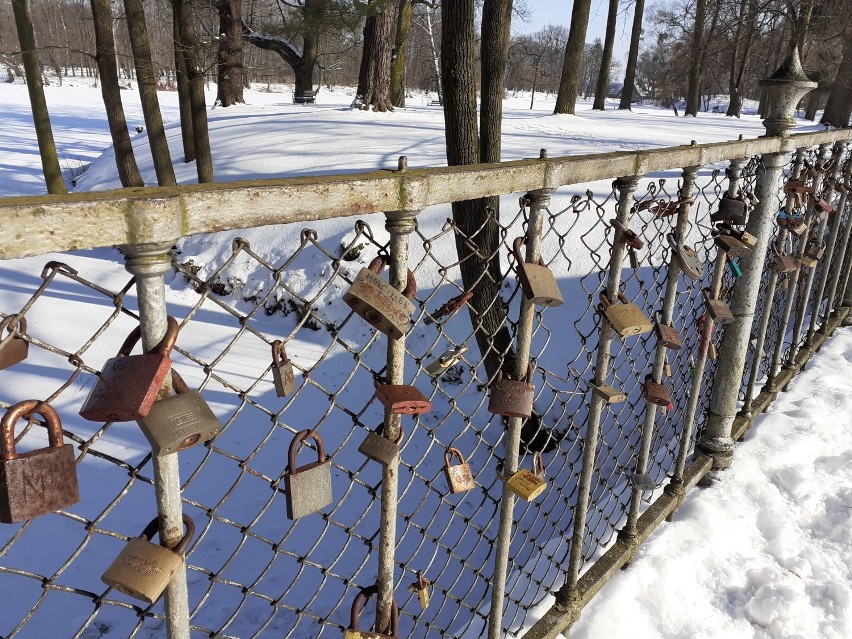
<box><xmin>0</xmin><ymin>81</ymin><xmax>848</xmax><ymax>639</ymax></box>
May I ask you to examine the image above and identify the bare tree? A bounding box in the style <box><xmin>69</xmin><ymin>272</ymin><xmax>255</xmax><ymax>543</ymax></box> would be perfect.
<box><xmin>215</xmin><ymin>0</ymin><xmax>245</xmax><ymax>106</ymax></box>
<box><xmin>354</xmin><ymin>0</ymin><xmax>397</xmax><ymax>111</ymax></box>
<box><xmin>619</xmin><ymin>0</ymin><xmax>645</xmax><ymax>109</ymax></box>
<box><xmin>553</xmin><ymin>0</ymin><xmax>591</xmax><ymax>114</ymax></box>
<box><xmin>593</xmin><ymin>0</ymin><xmax>619</xmax><ymax>110</ymax></box>
<box><xmin>821</xmin><ymin>19</ymin><xmax>852</xmax><ymax>126</ymax></box>
<box><xmin>389</xmin><ymin>0</ymin><xmax>412</xmax><ymax>107</ymax></box>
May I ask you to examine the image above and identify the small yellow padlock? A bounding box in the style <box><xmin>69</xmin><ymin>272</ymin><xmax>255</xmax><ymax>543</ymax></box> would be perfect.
<box><xmin>503</xmin><ymin>452</ymin><xmax>547</xmax><ymax>501</ymax></box>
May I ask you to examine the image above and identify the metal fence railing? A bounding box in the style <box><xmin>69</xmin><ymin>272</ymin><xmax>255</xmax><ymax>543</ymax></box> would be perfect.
<box><xmin>1</xmin><ymin>123</ymin><xmax>851</xmax><ymax>639</ymax></box>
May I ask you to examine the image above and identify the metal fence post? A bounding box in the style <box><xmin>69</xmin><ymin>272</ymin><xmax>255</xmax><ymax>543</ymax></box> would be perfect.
<box><xmin>740</xmin><ymin>149</ymin><xmax>806</xmax><ymax>415</ymax></box>
<box><xmin>122</xmin><ymin>242</ymin><xmax>190</xmax><ymax>639</ymax></box>
<box><xmin>487</xmin><ymin>187</ymin><xmax>552</xmax><ymax>639</ymax></box>
<box><xmin>822</xmin><ymin>158</ymin><xmax>852</xmax><ymax>325</ymax></box>
<box><xmin>805</xmin><ymin>142</ymin><xmax>849</xmax><ymax>346</ymax></box>
<box><xmin>621</xmin><ymin>165</ymin><xmax>699</xmax><ymax>550</ymax></box>
<box><xmin>700</xmin><ymin>47</ymin><xmax>816</xmax><ymax>470</ymax></box>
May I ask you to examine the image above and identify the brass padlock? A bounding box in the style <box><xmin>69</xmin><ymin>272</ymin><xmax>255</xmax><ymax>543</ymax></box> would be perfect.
<box><xmin>772</xmin><ymin>253</ymin><xmax>799</xmax><ymax>273</ymax></box>
<box><xmin>271</xmin><ymin>340</ymin><xmax>296</xmax><ymax>397</ymax></box>
<box><xmin>344</xmin><ymin>584</ymin><xmax>399</xmax><ymax>639</ymax></box>
<box><xmin>136</xmin><ymin>370</ymin><xmax>221</xmax><ymax>456</ymax></box>
<box><xmin>787</xmin><ymin>217</ymin><xmax>809</xmax><ymax>237</ymax></box>
<box><xmin>444</xmin><ymin>447</ymin><xmax>476</xmax><ymax>494</ymax></box>
<box><xmin>711</xmin><ymin>194</ymin><xmax>747</xmax><ymax>225</ymax></box>
<box><xmin>664</xmin><ymin>355</ymin><xmax>673</xmax><ymax>378</ymax></box>
<box><xmin>503</xmin><ymin>452</ymin><xmax>547</xmax><ymax>501</ymax></box>
<box><xmin>284</xmin><ymin>429</ymin><xmax>332</xmax><ymax>520</ymax></box>
<box><xmin>79</xmin><ymin>317</ymin><xmax>179</xmax><ymax>423</ymax></box>
<box><xmin>513</xmin><ymin>236</ymin><xmax>564</xmax><ymax>307</ymax></box>
<box><xmin>408</xmin><ymin>571</ymin><xmax>432</xmax><ymax>610</ymax></box>
<box><xmin>667</xmin><ymin>234</ymin><xmax>704</xmax><ymax>280</ymax></box>
<box><xmin>708</xmin><ymin>341</ymin><xmax>718</xmax><ymax>361</ymax></box>
<box><xmin>718</xmin><ymin>224</ymin><xmax>757</xmax><ymax>249</ymax></box>
<box><xmin>801</xmin><ymin>239</ymin><xmax>825</xmax><ymax>267</ymax></box>
<box><xmin>703</xmin><ymin>290</ymin><xmax>734</xmax><ymax>324</ymax></box>
<box><xmin>343</xmin><ymin>255</ymin><xmax>416</xmax><ymax>341</ymax></box>
<box><xmin>783</xmin><ymin>179</ymin><xmax>814</xmax><ymax>195</ymax></box>
<box><xmin>374</xmin><ymin>384</ymin><xmax>431</xmax><ymax>415</ymax></box>
<box><xmin>655</xmin><ymin>314</ymin><xmax>682</xmax><ymax>350</ymax></box>
<box><xmin>643</xmin><ymin>375</ymin><xmax>671</xmax><ymax>407</ymax></box>
<box><xmin>0</xmin><ymin>316</ymin><xmax>28</xmax><ymax>371</ymax></box>
<box><xmin>358</xmin><ymin>423</ymin><xmax>404</xmax><ymax>466</ymax></box>
<box><xmin>592</xmin><ymin>384</ymin><xmax>627</xmax><ymax>404</ymax></box>
<box><xmin>714</xmin><ymin>232</ymin><xmax>751</xmax><ymax>259</ymax></box>
<box><xmin>101</xmin><ymin>514</ymin><xmax>194</xmax><ymax>604</ymax></box>
<box><xmin>488</xmin><ymin>365</ymin><xmax>534</xmax><ymax>419</ymax></box>
<box><xmin>424</xmin><ymin>344</ymin><xmax>468</xmax><ymax>377</ymax></box>
<box><xmin>599</xmin><ymin>292</ymin><xmax>653</xmax><ymax>337</ymax></box>
<box><xmin>0</xmin><ymin>400</ymin><xmax>79</xmax><ymax>523</ymax></box>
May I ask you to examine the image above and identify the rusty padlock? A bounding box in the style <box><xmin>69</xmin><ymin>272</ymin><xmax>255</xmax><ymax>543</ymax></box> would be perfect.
<box><xmin>787</xmin><ymin>216</ymin><xmax>809</xmax><ymax>238</ymax></box>
<box><xmin>592</xmin><ymin>384</ymin><xmax>627</xmax><ymax>404</ymax></box>
<box><xmin>0</xmin><ymin>316</ymin><xmax>28</xmax><ymax>371</ymax></box>
<box><xmin>284</xmin><ymin>430</ymin><xmax>332</xmax><ymax>520</ymax></box>
<box><xmin>703</xmin><ymin>290</ymin><xmax>734</xmax><ymax>324</ymax></box>
<box><xmin>643</xmin><ymin>375</ymin><xmax>671</xmax><ymax>407</ymax></box>
<box><xmin>344</xmin><ymin>584</ymin><xmax>399</xmax><ymax>639</ymax></box>
<box><xmin>343</xmin><ymin>256</ymin><xmax>416</xmax><ymax>340</ymax></box>
<box><xmin>79</xmin><ymin>317</ymin><xmax>179</xmax><ymax>423</ymax></box>
<box><xmin>711</xmin><ymin>194</ymin><xmax>747</xmax><ymax>226</ymax></box>
<box><xmin>783</xmin><ymin>179</ymin><xmax>814</xmax><ymax>195</ymax></box>
<box><xmin>503</xmin><ymin>452</ymin><xmax>547</xmax><ymax>501</ymax></box>
<box><xmin>136</xmin><ymin>370</ymin><xmax>221</xmax><ymax>456</ymax></box>
<box><xmin>444</xmin><ymin>447</ymin><xmax>476</xmax><ymax>494</ymax></box>
<box><xmin>771</xmin><ymin>241</ymin><xmax>798</xmax><ymax>273</ymax></box>
<box><xmin>714</xmin><ymin>232</ymin><xmax>751</xmax><ymax>259</ymax></box>
<box><xmin>800</xmin><ymin>239</ymin><xmax>825</xmax><ymax>267</ymax></box>
<box><xmin>816</xmin><ymin>199</ymin><xmax>835</xmax><ymax>214</ymax></box>
<box><xmin>599</xmin><ymin>292</ymin><xmax>653</xmax><ymax>337</ymax></box>
<box><xmin>0</xmin><ymin>400</ymin><xmax>79</xmax><ymax>523</ymax></box>
<box><xmin>424</xmin><ymin>344</ymin><xmax>468</xmax><ymax>377</ymax></box>
<box><xmin>424</xmin><ymin>291</ymin><xmax>473</xmax><ymax>325</ymax></box>
<box><xmin>718</xmin><ymin>224</ymin><xmax>757</xmax><ymax>249</ymax></box>
<box><xmin>513</xmin><ymin>236</ymin><xmax>564</xmax><ymax>307</ymax></box>
<box><xmin>408</xmin><ymin>571</ymin><xmax>432</xmax><ymax>610</ymax></box>
<box><xmin>101</xmin><ymin>514</ymin><xmax>194</xmax><ymax>604</ymax></box>
<box><xmin>655</xmin><ymin>314</ymin><xmax>682</xmax><ymax>351</ymax></box>
<box><xmin>488</xmin><ymin>365</ymin><xmax>534</xmax><ymax>419</ymax></box>
<box><xmin>271</xmin><ymin>340</ymin><xmax>296</xmax><ymax>397</ymax></box>
<box><xmin>667</xmin><ymin>234</ymin><xmax>704</xmax><ymax>281</ymax></box>
<box><xmin>358</xmin><ymin>423</ymin><xmax>404</xmax><ymax>466</ymax></box>
<box><xmin>374</xmin><ymin>384</ymin><xmax>431</xmax><ymax>415</ymax></box>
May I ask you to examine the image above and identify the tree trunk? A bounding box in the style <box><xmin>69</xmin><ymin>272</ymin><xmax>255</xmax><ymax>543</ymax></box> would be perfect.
<box><xmin>296</xmin><ymin>0</ymin><xmax>327</xmax><ymax>98</ymax></box>
<box><xmin>174</xmin><ymin>18</ymin><xmax>195</xmax><ymax>163</ymax></box>
<box><xmin>618</xmin><ymin>0</ymin><xmax>644</xmax><ymax>109</ymax></box>
<box><xmin>12</xmin><ymin>0</ymin><xmax>67</xmax><ymax>194</ymax></box>
<box><xmin>821</xmin><ymin>23</ymin><xmax>852</xmax><ymax>127</ymax></box>
<box><xmin>91</xmin><ymin>0</ymin><xmax>143</xmax><ymax>186</ymax></box>
<box><xmin>553</xmin><ymin>0</ymin><xmax>592</xmax><ymax>114</ymax></box>
<box><xmin>355</xmin><ymin>0</ymin><xmax>397</xmax><ymax>111</ymax></box>
<box><xmin>804</xmin><ymin>84</ymin><xmax>820</xmax><ymax>121</ymax></box>
<box><xmin>593</xmin><ymin>0</ymin><xmax>618</xmax><ymax>110</ymax></box>
<box><xmin>389</xmin><ymin>0</ymin><xmax>411</xmax><ymax>108</ymax></box>
<box><xmin>424</xmin><ymin>4</ymin><xmax>442</xmax><ymax>100</ymax></box>
<box><xmin>124</xmin><ymin>0</ymin><xmax>176</xmax><ymax>186</ymax></box>
<box><xmin>685</xmin><ymin>0</ymin><xmax>707</xmax><ymax>116</ymax></box>
<box><xmin>215</xmin><ymin>0</ymin><xmax>244</xmax><ymax>106</ymax></box>
<box><xmin>175</xmin><ymin>0</ymin><xmax>214</xmax><ymax>182</ymax></box>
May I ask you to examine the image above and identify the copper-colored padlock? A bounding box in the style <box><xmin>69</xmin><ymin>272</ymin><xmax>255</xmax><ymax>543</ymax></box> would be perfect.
<box><xmin>592</xmin><ymin>384</ymin><xmax>627</xmax><ymax>404</ymax></box>
<box><xmin>816</xmin><ymin>199</ymin><xmax>835</xmax><ymax>214</ymax></box>
<box><xmin>643</xmin><ymin>375</ymin><xmax>671</xmax><ymax>407</ymax></box>
<box><xmin>374</xmin><ymin>384</ymin><xmax>431</xmax><ymax>415</ymax></box>
<box><xmin>655</xmin><ymin>314</ymin><xmax>682</xmax><ymax>350</ymax></box>
<box><xmin>0</xmin><ymin>316</ymin><xmax>28</xmax><ymax>371</ymax></box>
<box><xmin>787</xmin><ymin>217</ymin><xmax>809</xmax><ymax>237</ymax></box>
<box><xmin>667</xmin><ymin>234</ymin><xmax>704</xmax><ymax>281</ymax></box>
<box><xmin>513</xmin><ymin>237</ymin><xmax>564</xmax><ymax>307</ymax></box>
<box><xmin>783</xmin><ymin>179</ymin><xmax>814</xmax><ymax>195</ymax></box>
<box><xmin>101</xmin><ymin>514</ymin><xmax>194</xmax><ymax>604</ymax></box>
<box><xmin>271</xmin><ymin>340</ymin><xmax>296</xmax><ymax>397</ymax></box>
<box><xmin>343</xmin><ymin>256</ymin><xmax>416</xmax><ymax>340</ymax></box>
<box><xmin>343</xmin><ymin>584</ymin><xmax>399</xmax><ymax>639</ymax></box>
<box><xmin>488</xmin><ymin>366</ymin><xmax>534</xmax><ymax>419</ymax></box>
<box><xmin>424</xmin><ymin>291</ymin><xmax>473</xmax><ymax>325</ymax></box>
<box><xmin>284</xmin><ymin>430</ymin><xmax>332</xmax><ymax>520</ymax></box>
<box><xmin>800</xmin><ymin>238</ymin><xmax>825</xmax><ymax>267</ymax></box>
<box><xmin>0</xmin><ymin>400</ymin><xmax>79</xmax><ymax>523</ymax></box>
<box><xmin>772</xmin><ymin>253</ymin><xmax>799</xmax><ymax>273</ymax></box>
<box><xmin>703</xmin><ymin>290</ymin><xmax>734</xmax><ymax>324</ymax></box>
<box><xmin>718</xmin><ymin>224</ymin><xmax>757</xmax><ymax>249</ymax></box>
<box><xmin>444</xmin><ymin>447</ymin><xmax>476</xmax><ymax>494</ymax></box>
<box><xmin>599</xmin><ymin>292</ymin><xmax>653</xmax><ymax>337</ymax></box>
<box><xmin>714</xmin><ymin>232</ymin><xmax>751</xmax><ymax>259</ymax></box>
<box><xmin>79</xmin><ymin>317</ymin><xmax>179</xmax><ymax>423</ymax></box>
<box><xmin>358</xmin><ymin>423</ymin><xmax>404</xmax><ymax>466</ymax></box>
<box><xmin>503</xmin><ymin>452</ymin><xmax>547</xmax><ymax>501</ymax></box>
<box><xmin>711</xmin><ymin>194</ymin><xmax>747</xmax><ymax>225</ymax></box>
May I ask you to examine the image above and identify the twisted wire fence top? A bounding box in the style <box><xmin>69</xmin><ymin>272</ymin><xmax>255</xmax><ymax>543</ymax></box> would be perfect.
<box><xmin>0</xmin><ymin>140</ymin><xmax>850</xmax><ymax>639</ymax></box>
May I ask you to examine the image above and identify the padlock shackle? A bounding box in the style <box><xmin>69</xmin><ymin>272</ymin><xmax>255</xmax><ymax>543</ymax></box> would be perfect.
<box><xmin>271</xmin><ymin>340</ymin><xmax>290</xmax><ymax>367</ymax></box>
<box><xmin>139</xmin><ymin>514</ymin><xmax>195</xmax><ymax>554</ymax></box>
<box><xmin>0</xmin><ymin>314</ymin><xmax>26</xmax><ymax>338</ymax></box>
<box><xmin>532</xmin><ymin>451</ymin><xmax>544</xmax><ymax>476</ymax></box>
<box><xmin>169</xmin><ymin>369</ymin><xmax>190</xmax><ymax>396</ymax></box>
<box><xmin>375</xmin><ymin>422</ymin><xmax>404</xmax><ymax>445</ymax></box>
<box><xmin>117</xmin><ymin>316</ymin><xmax>179</xmax><ymax>358</ymax></box>
<box><xmin>1</xmin><ymin>400</ymin><xmax>65</xmax><ymax>460</ymax></box>
<box><xmin>288</xmin><ymin>429</ymin><xmax>327</xmax><ymax>472</ymax></box>
<box><xmin>445</xmin><ymin>447</ymin><xmax>466</xmax><ymax>467</ymax></box>
<box><xmin>402</xmin><ymin>269</ymin><xmax>417</xmax><ymax>301</ymax></box>
<box><xmin>349</xmin><ymin>584</ymin><xmax>399</xmax><ymax>635</ymax></box>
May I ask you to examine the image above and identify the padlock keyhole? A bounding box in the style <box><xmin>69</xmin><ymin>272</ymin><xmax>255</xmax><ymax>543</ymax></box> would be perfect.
<box><xmin>365</xmin><ymin>309</ymin><xmax>382</xmax><ymax>324</ymax></box>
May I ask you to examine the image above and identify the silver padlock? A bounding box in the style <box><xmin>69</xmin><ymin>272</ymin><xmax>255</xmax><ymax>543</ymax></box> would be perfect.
<box><xmin>513</xmin><ymin>236</ymin><xmax>564</xmax><ymax>307</ymax></box>
<box><xmin>358</xmin><ymin>423</ymin><xmax>404</xmax><ymax>466</ymax></box>
<box><xmin>667</xmin><ymin>233</ymin><xmax>704</xmax><ymax>280</ymax></box>
<box><xmin>101</xmin><ymin>514</ymin><xmax>194</xmax><ymax>604</ymax></box>
<box><xmin>424</xmin><ymin>344</ymin><xmax>469</xmax><ymax>377</ymax></box>
<box><xmin>343</xmin><ymin>256</ymin><xmax>416</xmax><ymax>340</ymax></box>
<box><xmin>284</xmin><ymin>430</ymin><xmax>333</xmax><ymax>520</ymax></box>
<box><xmin>136</xmin><ymin>370</ymin><xmax>221</xmax><ymax>456</ymax></box>
<box><xmin>271</xmin><ymin>340</ymin><xmax>296</xmax><ymax>397</ymax></box>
